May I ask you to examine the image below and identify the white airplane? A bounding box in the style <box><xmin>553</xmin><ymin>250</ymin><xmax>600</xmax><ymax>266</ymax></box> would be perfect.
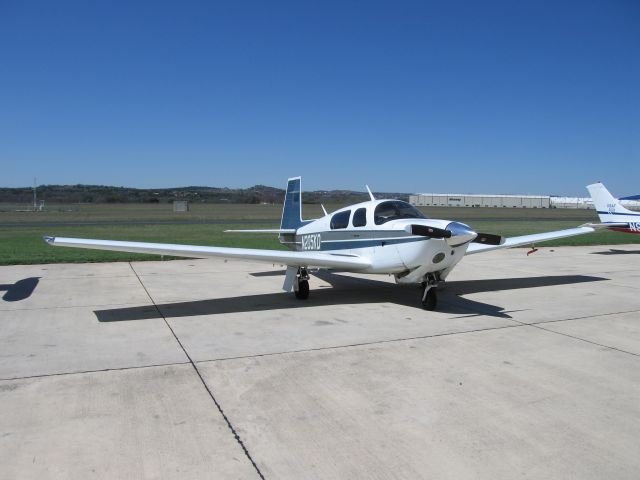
<box><xmin>44</xmin><ymin>177</ymin><xmax>596</xmax><ymax>310</ymax></box>
<box><xmin>586</xmin><ymin>182</ymin><xmax>640</xmax><ymax>235</ymax></box>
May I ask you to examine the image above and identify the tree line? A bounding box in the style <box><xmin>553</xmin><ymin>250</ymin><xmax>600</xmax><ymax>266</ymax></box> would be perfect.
<box><xmin>0</xmin><ymin>184</ymin><xmax>408</xmax><ymax>204</ymax></box>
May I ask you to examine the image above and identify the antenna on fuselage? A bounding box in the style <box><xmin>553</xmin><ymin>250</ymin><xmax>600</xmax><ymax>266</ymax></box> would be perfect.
<box><xmin>365</xmin><ymin>185</ymin><xmax>375</xmax><ymax>201</ymax></box>
<box><xmin>321</xmin><ymin>204</ymin><xmax>328</xmax><ymax>216</ymax></box>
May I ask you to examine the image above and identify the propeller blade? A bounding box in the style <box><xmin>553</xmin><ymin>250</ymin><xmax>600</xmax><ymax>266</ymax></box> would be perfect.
<box><xmin>410</xmin><ymin>224</ymin><xmax>452</xmax><ymax>238</ymax></box>
<box><xmin>472</xmin><ymin>232</ymin><xmax>504</xmax><ymax>246</ymax></box>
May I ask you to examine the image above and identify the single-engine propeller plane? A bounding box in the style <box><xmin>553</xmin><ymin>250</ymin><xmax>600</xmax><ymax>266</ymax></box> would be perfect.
<box><xmin>45</xmin><ymin>177</ymin><xmax>596</xmax><ymax>310</ymax></box>
<box><xmin>586</xmin><ymin>182</ymin><xmax>640</xmax><ymax>235</ymax></box>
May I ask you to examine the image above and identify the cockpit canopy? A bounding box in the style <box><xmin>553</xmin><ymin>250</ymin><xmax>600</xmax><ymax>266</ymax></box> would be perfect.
<box><xmin>374</xmin><ymin>201</ymin><xmax>428</xmax><ymax>225</ymax></box>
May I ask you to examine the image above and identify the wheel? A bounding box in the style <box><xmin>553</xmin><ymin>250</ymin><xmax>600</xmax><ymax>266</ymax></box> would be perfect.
<box><xmin>421</xmin><ymin>287</ymin><xmax>437</xmax><ymax>310</ymax></box>
<box><xmin>295</xmin><ymin>279</ymin><xmax>309</xmax><ymax>300</ymax></box>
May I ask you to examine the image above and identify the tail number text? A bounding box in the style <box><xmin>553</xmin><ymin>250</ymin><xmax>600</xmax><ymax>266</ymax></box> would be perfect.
<box><xmin>301</xmin><ymin>234</ymin><xmax>322</xmax><ymax>251</ymax></box>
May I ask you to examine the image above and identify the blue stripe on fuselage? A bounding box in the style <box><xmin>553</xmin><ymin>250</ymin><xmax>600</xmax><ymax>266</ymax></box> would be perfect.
<box><xmin>318</xmin><ymin>236</ymin><xmax>426</xmax><ymax>251</ymax></box>
<box><xmin>597</xmin><ymin>210</ymin><xmax>640</xmax><ymax>217</ymax></box>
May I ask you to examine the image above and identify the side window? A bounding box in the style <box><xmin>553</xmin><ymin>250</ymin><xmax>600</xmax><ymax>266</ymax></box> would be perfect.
<box><xmin>353</xmin><ymin>208</ymin><xmax>367</xmax><ymax>227</ymax></box>
<box><xmin>330</xmin><ymin>210</ymin><xmax>351</xmax><ymax>229</ymax></box>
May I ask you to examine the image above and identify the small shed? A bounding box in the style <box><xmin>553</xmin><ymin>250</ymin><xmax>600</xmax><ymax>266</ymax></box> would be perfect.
<box><xmin>173</xmin><ymin>200</ymin><xmax>189</xmax><ymax>212</ymax></box>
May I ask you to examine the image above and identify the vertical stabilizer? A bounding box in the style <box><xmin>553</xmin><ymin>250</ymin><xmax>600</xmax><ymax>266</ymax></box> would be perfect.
<box><xmin>586</xmin><ymin>182</ymin><xmax>635</xmax><ymax>222</ymax></box>
<box><xmin>281</xmin><ymin>177</ymin><xmax>307</xmax><ymax>230</ymax></box>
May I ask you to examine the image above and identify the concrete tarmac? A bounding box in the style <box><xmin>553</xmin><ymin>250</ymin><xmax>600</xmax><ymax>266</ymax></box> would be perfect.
<box><xmin>1</xmin><ymin>245</ymin><xmax>639</xmax><ymax>479</ymax></box>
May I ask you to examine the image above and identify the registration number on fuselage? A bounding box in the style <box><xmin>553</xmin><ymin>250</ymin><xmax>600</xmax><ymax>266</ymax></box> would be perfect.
<box><xmin>629</xmin><ymin>222</ymin><xmax>640</xmax><ymax>232</ymax></box>
<box><xmin>301</xmin><ymin>233</ymin><xmax>322</xmax><ymax>251</ymax></box>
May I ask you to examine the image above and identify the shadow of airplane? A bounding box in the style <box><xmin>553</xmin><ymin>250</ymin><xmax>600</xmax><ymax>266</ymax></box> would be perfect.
<box><xmin>250</xmin><ymin>270</ymin><xmax>287</xmax><ymax>277</ymax></box>
<box><xmin>591</xmin><ymin>249</ymin><xmax>640</xmax><ymax>255</ymax></box>
<box><xmin>94</xmin><ymin>271</ymin><xmax>606</xmax><ymax>322</ymax></box>
<box><xmin>0</xmin><ymin>277</ymin><xmax>40</xmax><ymax>302</ymax></box>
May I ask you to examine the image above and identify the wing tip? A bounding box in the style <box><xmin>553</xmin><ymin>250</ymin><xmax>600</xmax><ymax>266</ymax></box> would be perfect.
<box><xmin>43</xmin><ymin>236</ymin><xmax>55</xmax><ymax>245</ymax></box>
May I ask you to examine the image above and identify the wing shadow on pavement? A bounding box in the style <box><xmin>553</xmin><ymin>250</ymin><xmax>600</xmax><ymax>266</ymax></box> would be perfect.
<box><xmin>94</xmin><ymin>271</ymin><xmax>606</xmax><ymax>322</ymax></box>
<box><xmin>591</xmin><ymin>249</ymin><xmax>640</xmax><ymax>255</ymax></box>
<box><xmin>0</xmin><ymin>277</ymin><xmax>40</xmax><ymax>302</ymax></box>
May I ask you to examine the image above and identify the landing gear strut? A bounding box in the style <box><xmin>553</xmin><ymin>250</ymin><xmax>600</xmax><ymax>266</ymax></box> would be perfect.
<box><xmin>294</xmin><ymin>267</ymin><xmax>310</xmax><ymax>300</ymax></box>
<box><xmin>421</xmin><ymin>272</ymin><xmax>439</xmax><ymax>310</ymax></box>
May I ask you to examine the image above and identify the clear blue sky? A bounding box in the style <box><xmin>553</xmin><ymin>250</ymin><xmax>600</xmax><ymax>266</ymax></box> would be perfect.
<box><xmin>1</xmin><ymin>0</ymin><xmax>638</xmax><ymax>196</ymax></box>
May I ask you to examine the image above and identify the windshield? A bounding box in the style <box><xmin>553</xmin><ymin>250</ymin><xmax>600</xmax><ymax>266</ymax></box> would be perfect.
<box><xmin>374</xmin><ymin>201</ymin><xmax>428</xmax><ymax>225</ymax></box>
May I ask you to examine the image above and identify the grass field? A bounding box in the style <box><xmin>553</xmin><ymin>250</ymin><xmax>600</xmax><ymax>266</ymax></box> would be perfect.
<box><xmin>0</xmin><ymin>203</ymin><xmax>286</xmax><ymax>223</ymax></box>
<box><xmin>1</xmin><ymin>203</ymin><xmax>638</xmax><ymax>265</ymax></box>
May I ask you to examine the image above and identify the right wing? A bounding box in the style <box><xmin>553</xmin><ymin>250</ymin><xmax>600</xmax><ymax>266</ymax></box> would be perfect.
<box><xmin>43</xmin><ymin>236</ymin><xmax>370</xmax><ymax>270</ymax></box>
<box><xmin>465</xmin><ymin>226</ymin><xmax>594</xmax><ymax>255</ymax></box>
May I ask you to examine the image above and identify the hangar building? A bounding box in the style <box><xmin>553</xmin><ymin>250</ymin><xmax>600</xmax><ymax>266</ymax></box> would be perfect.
<box><xmin>410</xmin><ymin>192</ymin><xmax>640</xmax><ymax>210</ymax></box>
<box><xmin>549</xmin><ymin>197</ymin><xmax>593</xmax><ymax>209</ymax></box>
<box><xmin>549</xmin><ymin>196</ymin><xmax>640</xmax><ymax>210</ymax></box>
<box><xmin>410</xmin><ymin>193</ymin><xmax>551</xmax><ymax>208</ymax></box>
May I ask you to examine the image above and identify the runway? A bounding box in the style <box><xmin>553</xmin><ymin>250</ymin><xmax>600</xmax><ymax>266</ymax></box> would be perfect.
<box><xmin>1</xmin><ymin>245</ymin><xmax>639</xmax><ymax>479</ymax></box>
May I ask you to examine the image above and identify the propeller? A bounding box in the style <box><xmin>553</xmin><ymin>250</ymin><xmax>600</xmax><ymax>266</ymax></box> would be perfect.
<box><xmin>409</xmin><ymin>222</ymin><xmax>504</xmax><ymax>247</ymax></box>
<box><xmin>472</xmin><ymin>232</ymin><xmax>504</xmax><ymax>246</ymax></box>
<box><xmin>409</xmin><ymin>222</ymin><xmax>478</xmax><ymax>247</ymax></box>
<box><xmin>409</xmin><ymin>224</ymin><xmax>451</xmax><ymax>238</ymax></box>
<box><xmin>407</xmin><ymin>222</ymin><xmax>504</xmax><ymax>247</ymax></box>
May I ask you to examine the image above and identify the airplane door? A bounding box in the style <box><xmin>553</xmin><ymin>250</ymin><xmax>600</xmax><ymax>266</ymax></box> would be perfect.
<box><xmin>349</xmin><ymin>207</ymin><xmax>375</xmax><ymax>259</ymax></box>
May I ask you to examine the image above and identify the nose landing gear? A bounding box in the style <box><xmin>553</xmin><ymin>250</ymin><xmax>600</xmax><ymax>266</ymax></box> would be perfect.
<box><xmin>421</xmin><ymin>272</ymin><xmax>439</xmax><ymax>310</ymax></box>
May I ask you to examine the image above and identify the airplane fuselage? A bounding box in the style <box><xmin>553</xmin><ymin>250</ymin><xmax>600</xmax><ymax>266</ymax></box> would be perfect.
<box><xmin>281</xmin><ymin>199</ymin><xmax>474</xmax><ymax>283</ymax></box>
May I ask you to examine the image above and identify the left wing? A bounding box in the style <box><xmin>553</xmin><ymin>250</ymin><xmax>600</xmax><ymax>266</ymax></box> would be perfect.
<box><xmin>43</xmin><ymin>236</ymin><xmax>371</xmax><ymax>270</ymax></box>
<box><xmin>465</xmin><ymin>226</ymin><xmax>594</xmax><ymax>255</ymax></box>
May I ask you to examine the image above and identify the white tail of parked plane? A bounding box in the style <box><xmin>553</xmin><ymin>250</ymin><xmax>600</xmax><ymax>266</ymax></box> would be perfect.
<box><xmin>586</xmin><ymin>182</ymin><xmax>640</xmax><ymax>234</ymax></box>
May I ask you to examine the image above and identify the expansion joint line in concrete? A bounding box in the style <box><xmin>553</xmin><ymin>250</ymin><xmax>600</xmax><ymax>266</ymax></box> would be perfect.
<box><xmin>0</xmin><ymin>361</ymin><xmax>191</xmax><ymax>382</ymax></box>
<box><xmin>510</xmin><ymin>317</ymin><xmax>640</xmax><ymax>359</ymax></box>
<box><xmin>128</xmin><ymin>262</ymin><xmax>266</xmax><ymax>480</ymax></box>
<box><xmin>198</xmin><ymin>322</ymin><xmax>528</xmax><ymax>364</ymax></box>
<box><xmin>194</xmin><ymin>308</ymin><xmax>640</xmax><ymax>366</ymax></box>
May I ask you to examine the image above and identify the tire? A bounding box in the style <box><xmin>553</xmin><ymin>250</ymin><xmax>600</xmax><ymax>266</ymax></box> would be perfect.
<box><xmin>295</xmin><ymin>279</ymin><xmax>310</xmax><ymax>300</ymax></box>
<box><xmin>421</xmin><ymin>287</ymin><xmax>437</xmax><ymax>310</ymax></box>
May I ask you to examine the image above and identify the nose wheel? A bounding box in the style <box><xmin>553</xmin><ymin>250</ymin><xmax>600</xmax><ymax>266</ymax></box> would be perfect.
<box><xmin>421</xmin><ymin>273</ymin><xmax>439</xmax><ymax>310</ymax></box>
<box><xmin>294</xmin><ymin>268</ymin><xmax>310</xmax><ymax>300</ymax></box>
<box><xmin>422</xmin><ymin>286</ymin><xmax>437</xmax><ymax>310</ymax></box>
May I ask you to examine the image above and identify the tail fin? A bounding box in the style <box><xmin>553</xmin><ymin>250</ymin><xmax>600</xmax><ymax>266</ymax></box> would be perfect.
<box><xmin>586</xmin><ymin>182</ymin><xmax>635</xmax><ymax>222</ymax></box>
<box><xmin>281</xmin><ymin>177</ymin><xmax>310</xmax><ymax>230</ymax></box>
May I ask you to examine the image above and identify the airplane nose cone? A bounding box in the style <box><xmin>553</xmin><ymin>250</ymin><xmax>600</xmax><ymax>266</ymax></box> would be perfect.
<box><xmin>445</xmin><ymin>222</ymin><xmax>477</xmax><ymax>247</ymax></box>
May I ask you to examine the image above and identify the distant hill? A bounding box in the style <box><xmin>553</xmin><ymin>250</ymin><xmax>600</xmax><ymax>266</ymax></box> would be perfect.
<box><xmin>0</xmin><ymin>184</ymin><xmax>409</xmax><ymax>205</ymax></box>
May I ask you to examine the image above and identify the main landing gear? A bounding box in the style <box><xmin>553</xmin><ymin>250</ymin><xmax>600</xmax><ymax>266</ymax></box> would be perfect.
<box><xmin>294</xmin><ymin>267</ymin><xmax>310</xmax><ymax>300</ymax></box>
<box><xmin>421</xmin><ymin>272</ymin><xmax>439</xmax><ymax>310</ymax></box>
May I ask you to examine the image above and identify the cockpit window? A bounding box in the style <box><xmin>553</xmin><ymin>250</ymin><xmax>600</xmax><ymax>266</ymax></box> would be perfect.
<box><xmin>374</xmin><ymin>201</ymin><xmax>427</xmax><ymax>225</ymax></box>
